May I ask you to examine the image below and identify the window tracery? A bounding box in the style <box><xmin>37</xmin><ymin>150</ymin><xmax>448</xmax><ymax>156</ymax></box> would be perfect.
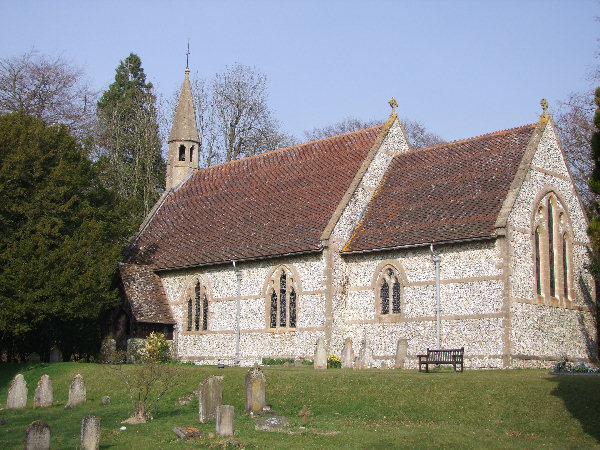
<box><xmin>266</xmin><ymin>266</ymin><xmax>298</xmax><ymax>330</ymax></box>
<box><xmin>376</xmin><ymin>265</ymin><xmax>403</xmax><ymax>316</ymax></box>
<box><xmin>185</xmin><ymin>278</ymin><xmax>209</xmax><ymax>332</ymax></box>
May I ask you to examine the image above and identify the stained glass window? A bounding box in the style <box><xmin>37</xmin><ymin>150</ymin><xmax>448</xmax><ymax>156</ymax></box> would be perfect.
<box><xmin>548</xmin><ymin>200</ymin><xmax>555</xmax><ymax>297</ymax></box>
<box><xmin>270</xmin><ymin>291</ymin><xmax>277</xmax><ymax>328</ymax></box>
<box><xmin>563</xmin><ymin>235</ymin><xmax>568</xmax><ymax>299</ymax></box>
<box><xmin>380</xmin><ymin>278</ymin><xmax>389</xmax><ymax>314</ymax></box>
<box><xmin>187</xmin><ymin>298</ymin><xmax>192</xmax><ymax>331</ymax></box>
<box><xmin>392</xmin><ymin>279</ymin><xmax>401</xmax><ymax>313</ymax></box>
<box><xmin>535</xmin><ymin>228</ymin><xmax>541</xmax><ymax>295</ymax></box>
<box><xmin>194</xmin><ymin>282</ymin><xmax>200</xmax><ymax>331</ymax></box>
<box><xmin>202</xmin><ymin>295</ymin><xmax>208</xmax><ymax>330</ymax></box>
<box><xmin>289</xmin><ymin>288</ymin><xmax>297</xmax><ymax>328</ymax></box>
<box><xmin>279</xmin><ymin>272</ymin><xmax>287</xmax><ymax>327</ymax></box>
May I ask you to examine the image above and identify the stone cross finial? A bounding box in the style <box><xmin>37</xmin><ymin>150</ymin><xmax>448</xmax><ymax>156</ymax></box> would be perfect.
<box><xmin>540</xmin><ymin>98</ymin><xmax>548</xmax><ymax>114</ymax></box>
<box><xmin>389</xmin><ymin>97</ymin><xmax>398</xmax><ymax>112</ymax></box>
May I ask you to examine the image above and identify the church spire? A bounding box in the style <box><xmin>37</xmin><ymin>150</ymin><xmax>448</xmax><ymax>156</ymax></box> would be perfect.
<box><xmin>166</xmin><ymin>67</ymin><xmax>200</xmax><ymax>191</ymax></box>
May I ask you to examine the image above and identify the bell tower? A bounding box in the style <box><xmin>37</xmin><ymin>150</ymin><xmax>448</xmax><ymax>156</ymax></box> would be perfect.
<box><xmin>166</xmin><ymin>67</ymin><xmax>200</xmax><ymax>191</ymax></box>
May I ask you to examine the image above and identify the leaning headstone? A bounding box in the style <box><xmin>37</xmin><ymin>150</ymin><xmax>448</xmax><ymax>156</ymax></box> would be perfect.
<box><xmin>395</xmin><ymin>339</ymin><xmax>408</xmax><ymax>369</ymax></box>
<box><xmin>314</xmin><ymin>337</ymin><xmax>327</xmax><ymax>370</ymax></box>
<box><xmin>356</xmin><ymin>337</ymin><xmax>372</xmax><ymax>369</ymax></box>
<box><xmin>6</xmin><ymin>373</ymin><xmax>27</xmax><ymax>409</ymax></box>
<box><xmin>24</xmin><ymin>420</ymin><xmax>50</xmax><ymax>450</ymax></box>
<box><xmin>245</xmin><ymin>366</ymin><xmax>266</xmax><ymax>413</ymax></box>
<box><xmin>80</xmin><ymin>415</ymin><xmax>100</xmax><ymax>450</ymax></box>
<box><xmin>33</xmin><ymin>375</ymin><xmax>53</xmax><ymax>408</ymax></box>
<box><xmin>341</xmin><ymin>337</ymin><xmax>354</xmax><ymax>368</ymax></box>
<box><xmin>66</xmin><ymin>374</ymin><xmax>86</xmax><ymax>408</ymax></box>
<box><xmin>216</xmin><ymin>405</ymin><xmax>234</xmax><ymax>436</ymax></box>
<box><xmin>49</xmin><ymin>347</ymin><xmax>62</xmax><ymax>363</ymax></box>
<box><xmin>198</xmin><ymin>375</ymin><xmax>223</xmax><ymax>423</ymax></box>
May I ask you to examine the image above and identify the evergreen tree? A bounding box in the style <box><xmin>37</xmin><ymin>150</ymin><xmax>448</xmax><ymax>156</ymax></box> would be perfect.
<box><xmin>96</xmin><ymin>53</ymin><xmax>165</xmax><ymax>220</ymax></box>
<box><xmin>588</xmin><ymin>87</ymin><xmax>600</xmax><ymax>249</ymax></box>
<box><xmin>0</xmin><ymin>112</ymin><xmax>133</xmax><ymax>360</ymax></box>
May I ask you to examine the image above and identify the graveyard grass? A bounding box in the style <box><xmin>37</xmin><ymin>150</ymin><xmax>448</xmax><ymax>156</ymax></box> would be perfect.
<box><xmin>1</xmin><ymin>363</ymin><xmax>599</xmax><ymax>448</ymax></box>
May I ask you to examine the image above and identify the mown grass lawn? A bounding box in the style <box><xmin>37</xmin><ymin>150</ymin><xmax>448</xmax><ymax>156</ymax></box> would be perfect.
<box><xmin>0</xmin><ymin>362</ymin><xmax>599</xmax><ymax>448</ymax></box>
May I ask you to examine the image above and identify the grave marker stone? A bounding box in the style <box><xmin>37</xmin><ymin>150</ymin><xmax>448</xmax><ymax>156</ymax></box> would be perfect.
<box><xmin>341</xmin><ymin>337</ymin><xmax>354</xmax><ymax>368</ymax></box>
<box><xmin>80</xmin><ymin>415</ymin><xmax>100</xmax><ymax>450</ymax></box>
<box><xmin>24</xmin><ymin>420</ymin><xmax>50</xmax><ymax>450</ymax></box>
<box><xmin>395</xmin><ymin>338</ymin><xmax>408</xmax><ymax>369</ymax></box>
<box><xmin>314</xmin><ymin>337</ymin><xmax>327</xmax><ymax>370</ymax></box>
<box><xmin>49</xmin><ymin>347</ymin><xmax>62</xmax><ymax>363</ymax></box>
<box><xmin>33</xmin><ymin>375</ymin><xmax>53</xmax><ymax>408</ymax></box>
<box><xmin>66</xmin><ymin>374</ymin><xmax>86</xmax><ymax>408</ymax></box>
<box><xmin>216</xmin><ymin>405</ymin><xmax>234</xmax><ymax>436</ymax></box>
<box><xmin>357</xmin><ymin>337</ymin><xmax>372</xmax><ymax>369</ymax></box>
<box><xmin>6</xmin><ymin>374</ymin><xmax>27</xmax><ymax>409</ymax></box>
<box><xmin>245</xmin><ymin>366</ymin><xmax>266</xmax><ymax>413</ymax></box>
<box><xmin>198</xmin><ymin>375</ymin><xmax>223</xmax><ymax>423</ymax></box>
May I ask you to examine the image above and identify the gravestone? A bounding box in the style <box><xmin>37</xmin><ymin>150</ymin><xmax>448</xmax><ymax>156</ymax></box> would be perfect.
<box><xmin>356</xmin><ymin>337</ymin><xmax>372</xmax><ymax>369</ymax></box>
<box><xmin>173</xmin><ymin>426</ymin><xmax>202</xmax><ymax>439</ymax></box>
<box><xmin>395</xmin><ymin>339</ymin><xmax>408</xmax><ymax>369</ymax></box>
<box><xmin>126</xmin><ymin>338</ymin><xmax>145</xmax><ymax>363</ymax></box>
<box><xmin>314</xmin><ymin>337</ymin><xmax>327</xmax><ymax>370</ymax></box>
<box><xmin>245</xmin><ymin>366</ymin><xmax>266</xmax><ymax>413</ymax></box>
<box><xmin>198</xmin><ymin>375</ymin><xmax>223</xmax><ymax>423</ymax></box>
<box><xmin>33</xmin><ymin>375</ymin><xmax>53</xmax><ymax>408</ymax></box>
<box><xmin>216</xmin><ymin>405</ymin><xmax>234</xmax><ymax>436</ymax></box>
<box><xmin>66</xmin><ymin>374</ymin><xmax>86</xmax><ymax>408</ymax></box>
<box><xmin>254</xmin><ymin>416</ymin><xmax>290</xmax><ymax>431</ymax></box>
<box><xmin>6</xmin><ymin>373</ymin><xmax>27</xmax><ymax>409</ymax></box>
<box><xmin>24</xmin><ymin>420</ymin><xmax>50</xmax><ymax>450</ymax></box>
<box><xmin>80</xmin><ymin>415</ymin><xmax>100</xmax><ymax>450</ymax></box>
<box><xmin>341</xmin><ymin>337</ymin><xmax>354</xmax><ymax>368</ymax></box>
<box><xmin>99</xmin><ymin>337</ymin><xmax>117</xmax><ymax>363</ymax></box>
<box><xmin>49</xmin><ymin>347</ymin><xmax>62</xmax><ymax>363</ymax></box>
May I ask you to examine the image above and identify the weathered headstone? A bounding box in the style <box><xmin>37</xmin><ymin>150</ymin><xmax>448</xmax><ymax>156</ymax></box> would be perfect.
<box><xmin>80</xmin><ymin>415</ymin><xmax>100</xmax><ymax>450</ymax></box>
<box><xmin>254</xmin><ymin>415</ymin><xmax>290</xmax><ymax>431</ymax></box>
<box><xmin>6</xmin><ymin>373</ymin><xmax>27</xmax><ymax>409</ymax></box>
<box><xmin>173</xmin><ymin>426</ymin><xmax>202</xmax><ymax>439</ymax></box>
<box><xmin>216</xmin><ymin>405</ymin><xmax>234</xmax><ymax>436</ymax></box>
<box><xmin>33</xmin><ymin>375</ymin><xmax>53</xmax><ymax>408</ymax></box>
<box><xmin>395</xmin><ymin>339</ymin><xmax>408</xmax><ymax>369</ymax></box>
<box><xmin>99</xmin><ymin>337</ymin><xmax>117</xmax><ymax>363</ymax></box>
<box><xmin>341</xmin><ymin>337</ymin><xmax>354</xmax><ymax>368</ymax></box>
<box><xmin>24</xmin><ymin>420</ymin><xmax>50</xmax><ymax>450</ymax></box>
<box><xmin>49</xmin><ymin>347</ymin><xmax>62</xmax><ymax>363</ymax></box>
<box><xmin>245</xmin><ymin>366</ymin><xmax>266</xmax><ymax>413</ymax></box>
<box><xmin>66</xmin><ymin>374</ymin><xmax>86</xmax><ymax>408</ymax></box>
<box><xmin>356</xmin><ymin>337</ymin><xmax>372</xmax><ymax>369</ymax></box>
<box><xmin>314</xmin><ymin>337</ymin><xmax>327</xmax><ymax>370</ymax></box>
<box><xmin>198</xmin><ymin>375</ymin><xmax>223</xmax><ymax>423</ymax></box>
<box><xmin>126</xmin><ymin>338</ymin><xmax>145</xmax><ymax>363</ymax></box>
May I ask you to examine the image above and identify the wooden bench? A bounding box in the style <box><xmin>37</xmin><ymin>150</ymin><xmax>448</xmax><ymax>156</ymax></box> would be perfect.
<box><xmin>417</xmin><ymin>347</ymin><xmax>464</xmax><ymax>372</ymax></box>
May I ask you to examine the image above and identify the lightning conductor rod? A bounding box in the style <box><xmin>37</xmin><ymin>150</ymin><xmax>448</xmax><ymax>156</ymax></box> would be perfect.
<box><xmin>186</xmin><ymin>39</ymin><xmax>190</xmax><ymax>69</ymax></box>
<box><xmin>233</xmin><ymin>260</ymin><xmax>241</xmax><ymax>365</ymax></box>
<box><xmin>430</xmin><ymin>244</ymin><xmax>441</xmax><ymax>349</ymax></box>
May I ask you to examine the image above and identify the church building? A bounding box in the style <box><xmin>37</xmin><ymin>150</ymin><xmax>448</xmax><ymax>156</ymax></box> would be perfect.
<box><xmin>116</xmin><ymin>68</ymin><xmax>597</xmax><ymax>369</ymax></box>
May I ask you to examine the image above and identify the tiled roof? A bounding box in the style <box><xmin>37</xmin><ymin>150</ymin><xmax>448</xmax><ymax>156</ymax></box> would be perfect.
<box><xmin>128</xmin><ymin>125</ymin><xmax>384</xmax><ymax>269</ymax></box>
<box><xmin>119</xmin><ymin>264</ymin><xmax>175</xmax><ymax>324</ymax></box>
<box><xmin>343</xmin><ymin>124</ymin><xmax>538</xmax><ymax>253</ymax></box>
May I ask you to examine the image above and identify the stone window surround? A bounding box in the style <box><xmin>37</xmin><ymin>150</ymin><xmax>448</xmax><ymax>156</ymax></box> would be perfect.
<box><xmin>372</xmin><ymin>260</ymin><xmax>407</xmax><ymax>322</ymax></box>
<box><xmin>531</xmin><ymin>188</ymin><xmax>574</xmax><ymax>308</ymax></box>
<box><xmin>180</xmin><ymin>274</ymin><xmax>211</xmax><ymax>335</ymax></box>
<box><xmin>263</xmin><ymin>264</ymin><xmax>302</xmax><ymax>332</ymax></box>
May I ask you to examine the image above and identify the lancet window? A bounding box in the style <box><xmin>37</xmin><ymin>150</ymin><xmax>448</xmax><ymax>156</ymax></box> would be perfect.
<box><xmin>376</xmin><ymin>265</ymin><xmax>403</xmax><ymax>316</ymax></box>
<box><xmin>267</xmin><ymin>266</ymin><xmax>298</xmax><ymax>329</ymax></box>
<box><xmin>532</xmin><ymin>192</ymin><xmax>573</xmax><ymax>303</ymax></box>
<box><xmin>179</xmin><ymin>144</ymin><xmax>186</xmax><ymax>161</ymax></box>
<box><xmin>185</xmin><ymin>278</ymin><xmax>209</xmax><ymax>332</ymax></box>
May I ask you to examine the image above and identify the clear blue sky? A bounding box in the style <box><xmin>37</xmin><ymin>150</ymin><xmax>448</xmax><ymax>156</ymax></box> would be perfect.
<box><xmin>1</xmin><ymin>0</ymin><xmax>598</xmax><ymax>142</ymax></box>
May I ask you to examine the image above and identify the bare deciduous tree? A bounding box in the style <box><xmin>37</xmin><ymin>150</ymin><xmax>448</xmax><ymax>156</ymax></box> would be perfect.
<box><xmin>0</xmin><ymin>50</ymin><xmax>95</xmax><ymax>141</ymax></box>
<box><xmin>303</xmin><ymin>116</ymin><xmax>444</xmax><ymax>149</ymax></box>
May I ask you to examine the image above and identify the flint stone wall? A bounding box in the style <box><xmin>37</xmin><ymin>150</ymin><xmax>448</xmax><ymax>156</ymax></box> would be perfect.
<box><xmin>506</xmin><ymin>121</ymin><xmax>596</xmax><ymax>365</ymax></box>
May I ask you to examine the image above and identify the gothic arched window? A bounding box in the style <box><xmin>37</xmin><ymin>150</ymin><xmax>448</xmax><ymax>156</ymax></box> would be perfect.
<box><xmin>532</xmin><ymin>192</ymin><xmax>573</xmax><ymax>304</ymax></box>
<box><xmin>179</xmin><ymin>144</ymin><xmax>186</xmax><ymax>161</ymax></box>
<box><xmin>376</xmin><ymin>265</ymin><xmax>403</xmax><ymax>316</ymax></box>
<box><xmin>266</xmin><ymin>266</ymin><xmax>298</xmax><ymax>330</ymax></box>
<box><xmin>185</xmin><ymin>278</ymin><xmax>209</xmax><ymax>332</ymax></box>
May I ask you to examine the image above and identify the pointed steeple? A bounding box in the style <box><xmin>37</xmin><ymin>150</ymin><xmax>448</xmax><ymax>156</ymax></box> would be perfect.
<box><xmin>166</xmin><ymin>68</ymin><xmax>200</xmax><ymax>191</ymax></box>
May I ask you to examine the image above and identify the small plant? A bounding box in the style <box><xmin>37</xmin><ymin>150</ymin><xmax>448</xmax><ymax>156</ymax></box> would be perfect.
<box><xmin>553</xmin><ymin>356</ymin><xmax>600</xmax><ymax>373</ymax></box>
<box><xmin>261</xmin><ymin>357</ymin><xmax>295</xmax><ymax>366</ymax></box>
<box><xmin>327</xmin><ymin>353</ymin><xmax>341</xmax><ymax>369</ymax></box>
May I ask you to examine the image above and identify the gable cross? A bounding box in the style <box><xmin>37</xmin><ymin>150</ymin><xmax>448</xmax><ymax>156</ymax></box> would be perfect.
<box><xmin>388</xmin><ymin>97</ymin><xmax>398</xmax><ymax>112</ymax></box>
<box><xmin>540</xmin><ymin>98</ymin><xmax>548</xmax><ymax>115</ymax></box>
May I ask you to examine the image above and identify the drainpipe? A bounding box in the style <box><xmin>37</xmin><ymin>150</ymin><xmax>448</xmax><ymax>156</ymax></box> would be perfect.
<box><xmin>233</xmin><ymin>260</ymin><xmax>241</xmax><ymax>365</ymax></box>
<box><xmin>430</xmin><ymin>244</ymin><xmax>441</xmax><ymax>349</ymax></box>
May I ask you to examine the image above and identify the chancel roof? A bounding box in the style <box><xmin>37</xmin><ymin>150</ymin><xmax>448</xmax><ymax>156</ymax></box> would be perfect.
<box><xmin>342</xmin><ymin>124</ymin><xmax>538</xmax><ymax>253</ymax></box>
<box><xmin>119</xmin><ymin>264</ymin><xmax>175</xmax><ymax>324</ymax></box>
<box><xmin>128</xmin><ymin>125</ymin><xmax>384</xmax><ymax>270</ymax></box>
